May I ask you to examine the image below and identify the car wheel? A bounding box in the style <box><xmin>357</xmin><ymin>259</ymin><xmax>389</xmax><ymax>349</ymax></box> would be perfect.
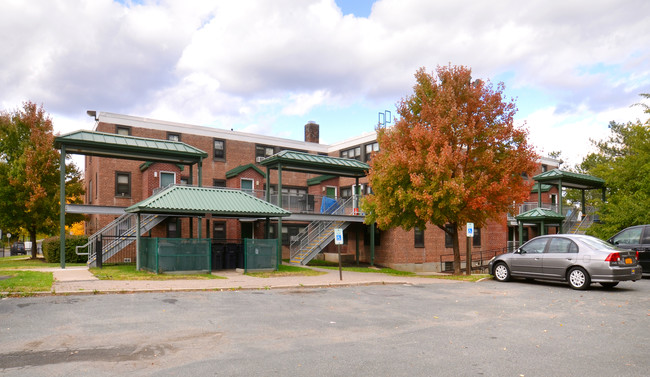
<box><xmin>567</xmin><ymin>267</ymin><xmax>590</xmax><ymax>290</ymax></box>
<box><xmin>493</xmin><ymin>262</ymin><xmax>511</xmax><ymax>282</ymax></box>
<box><xmin>600</xmin><ymin>282</ymin><xmax>619</xmax><ymax>289</ymax></box>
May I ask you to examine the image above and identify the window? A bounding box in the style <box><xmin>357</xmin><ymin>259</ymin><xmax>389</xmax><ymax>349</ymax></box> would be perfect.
<box><xmin>212</xmin><ymin>221</ymin><xmax>226</xmax><ymax>240</ymax></box>
<box><xmin>116</xmin><ymin>125</ymin><xmax>131</xmax><ymax>136</ymax></box>
<box><xmin>341</xmin><ymin>146</ymin><xmax>361</xmax><ymax>160</ymax></box>
<box><xmin>88</xmin><ymin>179</ymin><xmax>93</xmax><ymax>204</ymax></box>
<box><xmin>444</xmin><ymin>224</ymin><xmax>454</xmax><ymax>248</ymax></box>
<box><xmin>180</xmin><ymin>177</ymin><xmax>189</xmax><ymax>185</ymax></box>
<box><xmin>167</xmin><ymin>218</ymin><xmax>180</xmax><ymax>238</ymax></box>
<box><xmin>364</xmin><ymin>142</ymin><xmax>379</xmax><ymax>162</ymax></box>
<box><xmin>213</xmin><ymin>179</ymin><xmax>226</xmax><ymax>187</ymax></box>
<box><xmin>160</xmin><ymin>172</ymin><xmax>175</xmax><ymax>188</ymax></box>
<box><xmin>115</xmin><ymin>172</ymin><xmax>131</xmax><ymax>197</ymax></box>
<box><xmin>414</xmin><ymin>227</ymin><xmax>424</xmax><ymax>248</ymax></box>
<box><xmin>256</xmin><ymin>145</ymin><xmax>276</xmax><ymax>158</ymax></box>
<box><xmin>611</xmin><ymin>227</ymin><xmax>643</xmax><ymax>245</ymax></box>
<box><xmin>214</xmin><ymin>139</ymin><xmax>225</xmax><ymax>160</ymax></box>
<box><xmin>281</xmin><ymin>225</ymin><xmax>306</xmax><ymax>246</ymax></box>
<box><xmin>167</xmin><ymin>133</ymin><xmax>180</xmax><ymax>142</ymax></box>
<box><xmin>473</xmin><ymin>227</ymin><xmax>481</xmax><ymax>247</ymax></box>
<box><xmin>542</xmin><ymin>164</ymin><xmax>548</xmax><ymax>172</ymax></box>
<box><xmin>521</xmin><ymin>238</ymin><xmax>548</xmax><ymax>254</ymax></box>
<box><xmin>643</xmin><ymin>226</ymin><xmax>650</xmax><ymax>244</ymax></box>
<box><xmin>241</xmin><ymin>178</ymin><xmax>254</xmax><ymax>194</ymax></box>
<box><xmin>547</xmin><ymin>238</ymin><xmax>578</xmax><ymax>253</ymax></box>
<box><xmin>550</xmin><ymin>194</ymin><xmax>557</xmax><ymax>205</ymax></box>
<box><xmin>341</xmin><ymin>187</ymin><xmax>352</xmax><ymax>199</ymax></box>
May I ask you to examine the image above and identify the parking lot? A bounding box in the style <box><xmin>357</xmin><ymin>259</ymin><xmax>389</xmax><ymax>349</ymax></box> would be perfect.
<box><xmin>1</xmin><ymin>277</ymin><xmax>648</xmax><ymax>376</ymax></box>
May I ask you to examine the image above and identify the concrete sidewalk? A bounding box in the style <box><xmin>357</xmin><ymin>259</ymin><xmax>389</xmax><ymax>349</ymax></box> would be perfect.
<box><xmin>26</xmin><ymin>265</ymin><xmax>461</xmax><ymax>294</ymax></box>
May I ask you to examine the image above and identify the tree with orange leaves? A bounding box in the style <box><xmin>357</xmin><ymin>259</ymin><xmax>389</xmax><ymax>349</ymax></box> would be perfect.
<box><xmin>362</xmin><ymin>65</ymin><xmax>538</xmax><ymax>274</ymax></box>
<box><xmin>0</xmin><ymin>101</ymin><xmax>84</xmax><ymax>258</ymax></box>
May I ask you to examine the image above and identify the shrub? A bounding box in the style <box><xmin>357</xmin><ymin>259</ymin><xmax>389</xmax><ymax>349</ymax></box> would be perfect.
<box><xmin>42</xmin><ymin>235</ymin><xmax>89</xmax><ymax>264</ymax></box>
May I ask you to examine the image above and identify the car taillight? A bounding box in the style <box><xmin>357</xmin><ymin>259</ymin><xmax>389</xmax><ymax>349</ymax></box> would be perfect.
<box><xmin>605</xmin><ymin>252</ymin><xmax>620</xmax><ymax>263</ymax></box>
<box><xmin>636</xmin><ymin>251</ymin><xmax>640</xmax><ymax>260</ymax></box>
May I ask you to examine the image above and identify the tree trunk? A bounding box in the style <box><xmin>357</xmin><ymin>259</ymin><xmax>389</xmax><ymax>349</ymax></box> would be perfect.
<box><xmin>29</xmin><ymin>226</ymin><xmax>37</xmax><ymax>259</ymax></box>
<box><xmin>451</xmin><ymin>223</ymin><xmax>461</xmax><ymax>275</ymax></box>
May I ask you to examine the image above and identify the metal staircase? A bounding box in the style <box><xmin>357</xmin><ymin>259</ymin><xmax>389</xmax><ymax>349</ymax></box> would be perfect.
<box><xmin>289</xmin><ymin>197</ymin><xmax>354</xmax><ymax>265</ymax></box>
<box><xmin>77</xmin><ymin>213</ymin><xmax>166</xmax><ymax>267</ymax></box>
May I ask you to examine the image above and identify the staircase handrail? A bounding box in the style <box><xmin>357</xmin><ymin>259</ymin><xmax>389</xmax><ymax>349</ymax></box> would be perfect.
<box><xmin>290</xmin><ymin>197</ymin><xmax>353</xmax><ymax>260</ymax></box>
<box><xmin>561</xmin><ymin>207</ymin><xmax>580</xmax><ymax>234</ymax></box>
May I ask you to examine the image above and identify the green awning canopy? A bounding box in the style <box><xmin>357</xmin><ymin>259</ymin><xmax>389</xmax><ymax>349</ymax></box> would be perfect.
<box><xmin>515</xmin><ymin>207</ymin><xmax>565</xmax><ymax>221</ymax></box>
<box><xmin>533</xmin><ymin>169</ymin><xmax>605</xmax><ymax>190</ymax></box>
<box><xmin>54</xmin><ymin>130</ymin><xmax>208</xmax><ymax>164</ymax></box>
<box><xmin>307</xmin><ymin>175</ymin><xmax>338</xmax><ymax>186</ymax></box>
<box><xmin>226</xmin><ymin>163</ymin><xmax>266</xmax><ymax>179</ymax></box>
<box><xmin>530</xmin><ymin>183</ymin><xmax>552</xmax><ymax>193</ymax></box>
<box><xmin>125</xmin><ymin>185</ymin><xmax>290</xmax><ymax>217</ymax></box>
<box><xmin>259</xmin><ymin>150</ymin><xmax>369</xmax><ymax>177</ymax></box>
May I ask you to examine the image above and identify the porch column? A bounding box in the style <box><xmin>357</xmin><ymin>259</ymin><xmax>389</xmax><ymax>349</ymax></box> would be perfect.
<box><xmin>558</xmin><ymin>179</ymin><xmax>563</xmax><ymax>216</ymax></box>
<box><xmin>265</xmin><ymin>167</ymin><xmax>271</xmax><ymax>238</ymax></box>
<box><xmin>59</xmin><ymin>144</ymin><xmax>66</xmax><ymax>269</ymax></box>
<box><xmin>136</xmin><ymin>214</ymin><xmax>141</xmax><ymax>270</ymax></box>
<box><xmin>370</xmin><ymin>222</ymin><xmax>375</xmax><ymax>267</ymax></box>
<box><xmin>581</xmin><ymin>190</ymin><xmax>586</xmax><ymax>214</ymax></box>
<box><xmin>198</xmin><ymin>158</ymin><xmax>203</xmax><ymax>187</ymax></box>
<box><xmin>277</xmin><ymin>164</ymin><xmax>283</xmax><ymax>269</ymax></box>
<box><xmin>518</xmin><ymin>221</ymin><xmax>523</xmax><ymax>245</ymax></box>
<box><xmin>537</xmin><ymin>183</ymin><xmax>541</xmax><ymax>208</ymax></box>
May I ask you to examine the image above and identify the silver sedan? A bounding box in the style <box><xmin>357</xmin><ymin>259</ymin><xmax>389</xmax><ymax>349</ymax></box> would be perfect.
<box><xmin>488</xmin><ymin>234</ymin><xmax>642</xmax><ymax>290</ymax></box>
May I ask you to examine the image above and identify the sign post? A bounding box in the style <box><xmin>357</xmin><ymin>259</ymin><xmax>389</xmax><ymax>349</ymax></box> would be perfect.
<box><xmin>466</xmin><ymin>223</ymin><xmax>474</xmax><ymax>275</ymax></box>
<box><xmin>334</xmin><ymin>228</ymin><xmax>344</xmax><ymax>280</ymax></box>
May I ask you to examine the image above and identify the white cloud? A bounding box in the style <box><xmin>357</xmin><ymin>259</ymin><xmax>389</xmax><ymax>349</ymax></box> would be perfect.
<box><xmin>0</xmin><ymin>0</ymin><xmax>648</xmax><ymax>170</ymax></box>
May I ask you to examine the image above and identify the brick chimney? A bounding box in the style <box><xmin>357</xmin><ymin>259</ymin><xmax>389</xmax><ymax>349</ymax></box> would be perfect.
<box><xmin>304</xmin><ymin>121</ymin><xmax>319</xmax><ymax>143</ymax></box>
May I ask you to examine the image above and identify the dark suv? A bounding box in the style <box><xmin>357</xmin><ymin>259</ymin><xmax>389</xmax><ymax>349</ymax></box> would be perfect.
<box><xmin>608</xmin><ymin>225</ymin><xmax>650</xmax><ymax>277</ymax></box>
<box><xmin>10</xmin><ymin>242</ymin><xmax>26</xmax><ymax>256</ymax></box>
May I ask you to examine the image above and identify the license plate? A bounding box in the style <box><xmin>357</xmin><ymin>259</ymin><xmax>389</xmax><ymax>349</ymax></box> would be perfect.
<box><xmin>625</xmin><ymin>257</ymin><xmax>633</xmax><ymax>264</ymax></box>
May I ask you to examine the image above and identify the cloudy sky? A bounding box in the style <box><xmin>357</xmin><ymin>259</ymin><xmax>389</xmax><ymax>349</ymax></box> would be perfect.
<box><xmin>1</xmin><ymin>0</ymin><xmax>649</xmax><ymax>168</ymax></box>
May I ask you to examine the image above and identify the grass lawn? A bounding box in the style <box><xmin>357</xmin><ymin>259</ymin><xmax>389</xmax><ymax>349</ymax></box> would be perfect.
<box><xmin>306</xmin><ymin>259</ymin><xmax>490</xmax><ymax>282</ymax></box>
<box><xmin>246</xmin><ymin>264</ymin><xmax>327</xmax><ymax>278</ymax></box>
<box><xmin>0</xmin><ymin>270</ymin><xmax>53</xmax><ymax>295</ymax></box>
<box><xmin>89</xmin><ymin>264</ymin><xmax>226</xmax><ymax>280</ymax></box>
<box><xmin>0</xmin><ymin>255</ymin><xmax>85</xmax><ymax>269</ymax></box>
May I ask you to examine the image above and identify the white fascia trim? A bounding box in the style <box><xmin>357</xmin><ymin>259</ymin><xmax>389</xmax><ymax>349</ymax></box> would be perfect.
<box><xmin>95</xmin><ymin>112</ymin><xmax>329</xmax><ymax>154</ymax></box>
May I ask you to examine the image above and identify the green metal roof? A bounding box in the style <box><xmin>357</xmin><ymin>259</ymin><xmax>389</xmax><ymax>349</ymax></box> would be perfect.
<box><xmin>530</xmin><ymin>183</ymin><xmax>552</xmax><ymax>193</ymax></box>
<box><xmin>225</xmin><ymin>163</ymin><xmax>266</xmax><ymax>179</ymax></box>
<box><xmin>259</xmin><ymin>150</ymin><xmax>369</xmax><ymax>177</ymax></box>
<box><xmin>307</xmin><ymin>175</ymin><xmax>338</xmax><ymax>186</ymax></box>
<box><xmin>139</xmin><ymin>161</ymin><xmax>184</xmax><ymax>172</ymax></box>
<box><xmin>125</xmin><ymin>185</ymin><xmax>290</xmax><ymax>217</ymax></box>
<box><xmin>54</xmin><ymin>130</ymin><xmax>208</xmax><ymax>164</ymax></box>
<box><xmin>515</xmin><ymin>207</ymin><xmax>565</xmax><ymax>221</ymax></box>
<box><xmin>533</xmin><ymin>169</ymin><xmax>605</xmax><ymax>190</ymax></box>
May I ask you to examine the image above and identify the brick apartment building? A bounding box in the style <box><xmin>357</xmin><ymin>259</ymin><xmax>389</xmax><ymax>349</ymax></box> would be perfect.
<box><xmin>82</xmin><ymin>111</ymin><xmax>559</xmax><ymax>272</ymax></box>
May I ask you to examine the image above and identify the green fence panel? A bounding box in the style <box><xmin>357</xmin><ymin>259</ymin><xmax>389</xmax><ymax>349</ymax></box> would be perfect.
<box><xmin>139</xmin><ymin>238</ymin><xmax>211</xmax><ymax>273</ymax></box>
<box><xmin>244</xmin><ymin>239</ymin><xmax>277</xmax><ymax>272</ymax></box>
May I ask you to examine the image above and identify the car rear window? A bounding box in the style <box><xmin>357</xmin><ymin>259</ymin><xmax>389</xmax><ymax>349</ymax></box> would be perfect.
<box><xmin>580</xmin><ymin>236</ymin><xmax>620</xmax><ymax>251</ymax></box>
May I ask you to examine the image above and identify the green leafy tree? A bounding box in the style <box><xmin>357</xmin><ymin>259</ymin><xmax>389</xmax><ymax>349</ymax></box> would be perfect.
<box><xmin>362</xmin><ymin>65</ymin><xmax>538</xmax><ymax>274</ymax></box>
<box><xmin>0</xmin><ymin>101</ymin><xmax>84</xmax><ymax>258</ymax></box>
<box><xmin>581</xmin><ymin>96</ymin><xmax>650</xmax><ymax>239</ymax></box>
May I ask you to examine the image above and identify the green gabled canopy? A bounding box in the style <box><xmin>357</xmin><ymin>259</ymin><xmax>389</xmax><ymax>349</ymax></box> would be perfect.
<box><xmin>515</xmin><ymin>207</ymin><xmax>565</xmax><ymax>221</ymax></box>
<box><xmin>125</xmin><ymin>186</ymin><xmax>290</xmax><ymax>217</ymax></box>
<box><xmin>307</xmin><ymin>175</ymin><xmax>338</xmax><ymax>186</ymax></box>
<box><xmin>54</xmin><ymin>130</ymin><xmax>208</xmax><ymax>164</ymax></box>
<box><xmin>259</xmin><ymin>150</ymin><xmax>369</xmax><ymax>177</ymax></box>
<box><xmin>531</xmin><ymin>183</ymin><xmax>552</xmax><ymax>193</ymax></box>
<box><xmin>225</xmin><ymin>163</ymin><xmax>266</xmax><ymax>179</ymax></box>
<box><xmin>533</xmin><ymin>169</ymin><xmax>605</xmax><ymax>190</ymax></box>
<box><xmin>139</xmin><ymin>161</ymin><xmax>185</xmax><ymax>172</ymax></box>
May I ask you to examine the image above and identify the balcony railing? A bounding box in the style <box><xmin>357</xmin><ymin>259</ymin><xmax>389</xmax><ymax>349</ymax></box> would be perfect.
<box><xmin>219</xmin><ymin>187</ymin><xmax>363</xmax><ymax>216</ymax></box>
